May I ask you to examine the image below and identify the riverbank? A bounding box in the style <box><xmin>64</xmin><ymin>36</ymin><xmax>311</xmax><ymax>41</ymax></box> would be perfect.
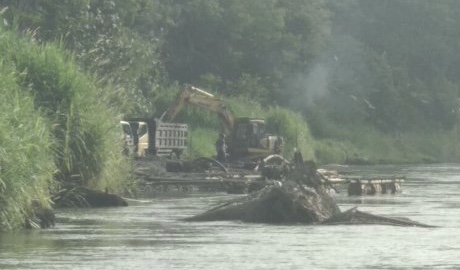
<box><xmin>313</xmin><ymin>128</ymin><xmax>460</xmax><ymax>165</ymax></box>
<box><xmin>0</xmin><ymin>25</ymin><xmax>132</xmax><ymax>231</ymax></box>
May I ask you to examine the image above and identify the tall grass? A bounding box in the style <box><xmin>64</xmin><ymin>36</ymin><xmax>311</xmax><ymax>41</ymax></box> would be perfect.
<box><xmin>186</xmin><ymin>128</ymin><xmax>219</xmax><ymax>158</ymax></box>
<box><xmin>265</xmin><ymin>107</ymin><xmax>315</xmax><ymax>159</ymax></box>
<box><xmin>312</xmin><ymin>122</ymin><xmax>460</xmax><ymax>164</ymax></box>
<box><xmin>0</xmin><ymin>62</ymin><xmax>54</xmax><ymax>230</ymax></box>
<box><xmin>0</xmin><ymin>23</ymin><xmax>132</xmax><ymax>229</ymax></box>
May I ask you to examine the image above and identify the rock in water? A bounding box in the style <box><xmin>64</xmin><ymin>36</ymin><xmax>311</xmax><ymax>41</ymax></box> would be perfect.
<box><xmin>55</xmin><ymin>186</ymin><xmax>128</xmax><ymax>207</ymax></box>
<box><xmin>185</xmin><ymin>160</ymin><xmax>340</xmax><ymax>223</ymax></box>
<box><xmin>186</xmin><ymin>181</ymin><xmax>340</xmax><ymax>223</ymax></box>
<box><xmin>25</xmin><ymin>200</ymin><xmax>56</xmax><ymax>229</ymax></box>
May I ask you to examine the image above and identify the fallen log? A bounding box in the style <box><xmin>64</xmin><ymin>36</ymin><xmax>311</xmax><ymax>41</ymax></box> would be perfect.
<box><xmin>321</xmin><ymin>207</ymin><xmax>436</xmax><ymax>228</ymax></box>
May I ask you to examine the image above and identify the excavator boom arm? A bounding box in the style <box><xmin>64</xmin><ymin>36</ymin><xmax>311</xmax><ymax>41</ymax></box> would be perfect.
<box><xmin>161</xmin><ymin>85</ymin><xmax>235</xmax><ymax>134</ymax></box>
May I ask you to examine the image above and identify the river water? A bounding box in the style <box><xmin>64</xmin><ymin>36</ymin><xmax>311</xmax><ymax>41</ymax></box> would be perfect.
<box><xmin>1</xmin><ymin>164</ymin><xmax>460</xmax><ymax>269</ymax></box>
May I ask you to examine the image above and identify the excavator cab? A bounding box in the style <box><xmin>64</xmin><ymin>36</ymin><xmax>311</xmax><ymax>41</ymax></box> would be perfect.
<box><xmin>229</xmin><ymin>118</ymin><xmax>282</xmax><ymax>160</ymax></box>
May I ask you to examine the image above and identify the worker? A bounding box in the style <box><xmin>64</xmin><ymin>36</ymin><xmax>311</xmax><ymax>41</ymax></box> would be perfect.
<box><xmin>293</xmin><ymin>148</ymin><xmax>304</xmax><ymax>164</ymax></box>
<box><xmin>215</xmin><ymin>133</ymin><xmax>228</xmax><ymax>163</ymax></box>
<box><xmin>274</xmin><ymin>137</ymin><xmax>283</xmax><ymax>154</ymax></box>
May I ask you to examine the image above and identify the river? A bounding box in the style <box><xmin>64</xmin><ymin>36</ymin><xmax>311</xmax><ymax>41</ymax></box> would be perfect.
<box><xmin>1</xmin><ymin>164</ymin><xmax>460</xmax><ymax>269</ymax></box>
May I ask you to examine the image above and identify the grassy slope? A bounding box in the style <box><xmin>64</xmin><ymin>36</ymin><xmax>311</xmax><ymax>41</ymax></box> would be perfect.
<box><xmin>0</xmin><ymin>26</ymin><xmax>132</xmax><ymax>230</ymax></box>
<box><xmin>314</xmin><ymin>125</ymin><xmax>460</xmax><ymax>165</ymax></box>
<box><xmin>0</xmin><ymin>62</ymin><xmax>55</xmax><ymax>230</ymax></box>
<box><xmin>170</xmin><ymin>89</ymin><xmax>460</xmax><ymax>164</ymax></box>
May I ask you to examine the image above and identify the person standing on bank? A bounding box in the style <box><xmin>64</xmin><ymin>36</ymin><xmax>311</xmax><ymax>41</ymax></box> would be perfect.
<box><xmin>215</xmin><ymin>133</ymin><xmax>228</xmax><ymax>163</ymax></box>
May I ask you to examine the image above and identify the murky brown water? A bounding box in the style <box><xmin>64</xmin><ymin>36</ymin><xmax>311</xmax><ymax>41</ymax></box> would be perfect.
<box><xmin>1</xmin><ymin>164</ymin><xmax>460</xmax><ymax>269</ymax></box>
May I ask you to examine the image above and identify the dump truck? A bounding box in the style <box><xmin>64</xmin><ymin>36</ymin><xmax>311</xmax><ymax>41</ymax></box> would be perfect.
<box><xmin>160</xmin><ymin>85</ymin><xmax>284</xmax><ymax>162</ymax></box>
<box><xmin>120</xmin><ymin>118</ymin><xmax>188</xmax><ymax>158</ymax></box>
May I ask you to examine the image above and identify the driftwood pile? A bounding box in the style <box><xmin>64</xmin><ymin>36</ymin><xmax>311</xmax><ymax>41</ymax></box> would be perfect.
<box><xmin>185</xmin><ymin>159</ymin><xmax>435</xmax><ymax>227</ymax></box>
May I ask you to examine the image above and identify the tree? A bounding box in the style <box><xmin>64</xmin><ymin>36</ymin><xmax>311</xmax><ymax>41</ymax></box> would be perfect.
<box><xmin>163</xmin><ymin>0</ymin><xmax>331</xmax><ymax>102</ymax></box>
<box><xmin>1</xmin><ymin>0</ymin><xmax>169</xmax><ymax>116</ymax></box>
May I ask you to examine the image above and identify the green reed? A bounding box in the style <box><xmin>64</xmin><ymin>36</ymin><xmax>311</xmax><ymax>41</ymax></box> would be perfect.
<box><xmin>0</xmin><ymin>23</ymin><xmax>132</xmax><ymax>230</ymax></box>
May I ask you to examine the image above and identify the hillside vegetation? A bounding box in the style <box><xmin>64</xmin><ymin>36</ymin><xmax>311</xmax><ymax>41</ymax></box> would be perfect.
<box><xmin>2</xmin><ymin>0</ymin><xmax>458</xmax><ymax>162</ymax></box>
<box><xmin>1</xmin><ymin>0</ymin><xmax>460</xmax><ymax>229</ymax></box>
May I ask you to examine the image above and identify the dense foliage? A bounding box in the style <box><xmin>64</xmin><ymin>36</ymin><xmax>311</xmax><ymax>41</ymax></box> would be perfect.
<box><xmin>313</xmin><ymin>0</ymin><xmax>460</xmax><ymax>134</ymax></box>
<box><xmin>1</xmin><ymin>0</ymin><xmax>460</xmax><ymax>170</ymax></box>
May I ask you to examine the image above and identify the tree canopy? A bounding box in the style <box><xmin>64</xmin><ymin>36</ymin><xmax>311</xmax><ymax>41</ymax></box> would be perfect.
<box><xmin>2</xmin><ymin>0</ymin><xmax>460</xmax><ymax>134</ymax></box>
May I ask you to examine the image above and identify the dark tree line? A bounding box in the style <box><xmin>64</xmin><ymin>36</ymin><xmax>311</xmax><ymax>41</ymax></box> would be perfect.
<box><xmin>2</xmin><ymin>0</ymin><xmax>460</xmax><ymax>135</ymax></box>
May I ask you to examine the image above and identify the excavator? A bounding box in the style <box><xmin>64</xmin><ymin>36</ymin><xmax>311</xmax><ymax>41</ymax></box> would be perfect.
<box><xmin>160</xmin><ymin>85</ymin><xmax>284</xmax><ymax>162</ymax></box>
